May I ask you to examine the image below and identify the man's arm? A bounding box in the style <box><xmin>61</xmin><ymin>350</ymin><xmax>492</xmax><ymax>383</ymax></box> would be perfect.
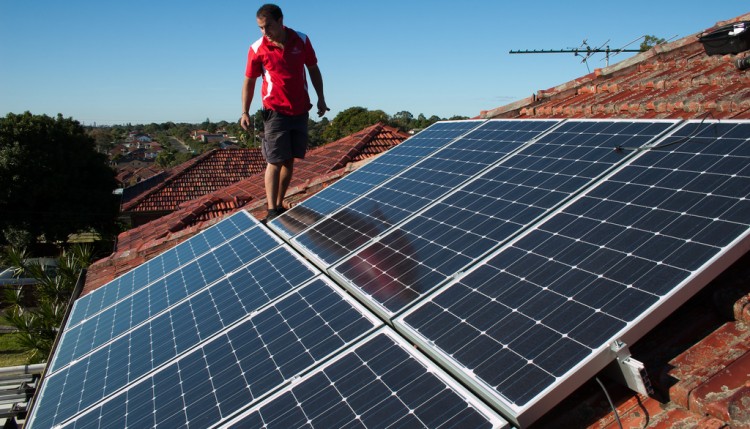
<box><xmin>307</xmin><ymin>64</ymin><xmax>328</xmax><ymax>117</ymax></box>
<box><xmin>240</xmin><ymin>77</ymin><xmax>257</xmax><ymax>130</ymax></box>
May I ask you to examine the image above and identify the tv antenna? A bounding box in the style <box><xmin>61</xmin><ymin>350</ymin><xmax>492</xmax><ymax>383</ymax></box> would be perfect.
<box><xmin>510</xmin><ymin>36</ymin><xmax>645</xmax><ymax>72</ymax></box>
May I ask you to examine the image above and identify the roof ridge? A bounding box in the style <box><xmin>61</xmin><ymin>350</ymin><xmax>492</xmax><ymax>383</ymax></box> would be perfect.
<box><xmin>329</xmin><ymin>122</ymin><xmax>385</xmax><ymax>171</ymax></box>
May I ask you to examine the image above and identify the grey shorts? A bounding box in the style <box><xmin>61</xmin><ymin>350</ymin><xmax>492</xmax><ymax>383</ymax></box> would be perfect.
<box><xmin>261</xmin><ymin>110</ymin><xmax>309</xmax><ymax>164</ymax></box>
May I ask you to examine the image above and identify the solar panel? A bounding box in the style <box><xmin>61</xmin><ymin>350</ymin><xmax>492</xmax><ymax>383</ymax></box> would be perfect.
<box><xmin>28</xmin><ymin>119</ymin><xmax>750</xmax><ymax>429</ymax></box>
<box><xmin>29</xmin><ymin>244</ymin><xmax>329</xmax><ymax>428</ymax></box>
<box><xmin>270</xmin><ymin>120</ymin><xmax>485</xmax><ymax>238</ymax></box>
<box><xmin>221</xmin><ymin>328</ymin><xmax>508</xmax><ymax>429</ymax></box>
<box><xmin>395</xmin><ymin>120</ymin><xmax>750</xmax><ymax>426</ymax></box>
<box><xmin>49</xmin><ymin>278</ymin><xmax>381</xmax><ymax>429</ymax></box>
<box><xmin>50</xmin><ymin>222</ymin><xmax>284</xmax><ymax>372</ymax></box>
<box><xmin>331</xmin><ymin>119</ymin><xmax>678</xmax><ymax>317</ymax></box>
<box><xmin>68</xmin><ymin>211</ymin><xmax>257</xmax><ymax>323</ymax></box>
<box><xmin>292</xmin><ymin>120</ymin><xmax>561</xmax><ymax>268</ymax></box>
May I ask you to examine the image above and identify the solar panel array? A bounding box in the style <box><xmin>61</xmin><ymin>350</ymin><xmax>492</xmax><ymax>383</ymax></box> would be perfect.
<box><xmin>290</xmin><ymin>120</ymin><xmax>561</xmax><ymax>267</ymax></box>
<box><xmin>28</xmin><ymin>211</ymin><xmax>507</xmax><ymax>429</ymax></box>
<box><xmin>396</xmin><ymin>120</ymin><xmax>750</xmax><ymax>425</ymax></box>
<box><xmin>27</xmin><ymin>119</ymin><xmax>750</xmax><ymax>428</ymax></box>
<box><xmin>330</xmin><ymin>120</ymin><xmax>677</xmax><ymax>316</ymax></box>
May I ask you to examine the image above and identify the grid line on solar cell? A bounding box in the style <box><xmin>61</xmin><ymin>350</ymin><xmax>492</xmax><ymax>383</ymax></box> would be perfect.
<box><xmin>397</xmin><ymin>120</ymin><xmax>750</xmax><ymax>424</ymax></box>
<box><xmin>293</xmin><ymin>120</ymin><xmax>561</xmax><ymax>268</ymax></box>
<box><xmin>333</xmin><ymin>120</ymin><xmax>678</xmax><ymax>316</ymax></box>
<box><xmin>221</xmin><ymin>329</ymin><xmax>507</xmax><ymax>429</ymax></box>
<box><xmin>68</xmin><ymin>211</ymin><xmax>257</xmax><ymax>324</ymax></box>
<box><xmin>29</xmin><ymin>247</ymin><xmax>321</xmax><ymax>428</ymax></box>
<box><xmin>271</xmin><ymin>120</ymin><xmax>485</xmax><ymax>238</ymax></box>
<box><xmin>50</xmin><ymin>279</ymin><xmax>380</xmax><ymax>429</ymax></box>
<box><xmin>49</xmin><ymin>224</ymin><xmax>281</xmax><ymax>373</ymax></box>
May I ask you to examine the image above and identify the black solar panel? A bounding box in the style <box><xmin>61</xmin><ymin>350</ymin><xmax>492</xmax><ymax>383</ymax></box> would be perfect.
<box><xmin>223</xmin><ymin>329</ymin><xmax>507</xmax><ymax>429</ymax></box>
<box><xmin>270</xmin><ymin>120</ymin><xmax>484</xmax><ymax>238</ymax></box>
<box><xmin>54</xmin><ymin>279</ymin><xmax>381</xmax><ymax>429</ymax></box>
<box><xmin>396</xmin><ymin>120</ymin><xmax>750</xmax><ymax>426</ymax></box>
<box><xmin>333</xmin><ymin>120</ymin><xmax>677</xmax><ymax>315</ymax></box>
<box><xmin>293</xmin><ymin>120</ymin><xmax>560</xmax><ymax>267</ymax></box>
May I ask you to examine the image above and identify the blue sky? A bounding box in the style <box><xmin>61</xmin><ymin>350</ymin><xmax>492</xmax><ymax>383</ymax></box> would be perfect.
<box><xmin>1</xmin><ymin>1</ymin><xmax>747</xmax><ymax>125</ymax></box>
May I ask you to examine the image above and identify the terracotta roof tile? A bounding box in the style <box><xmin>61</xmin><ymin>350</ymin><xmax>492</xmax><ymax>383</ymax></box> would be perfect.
<box><xmin>483</xmin><ymin>14</ymin><xmax>750</xmax><ymax>121</ymax></box>
<box><xmin>121</xmin><ymin>148</ymin><xmax>266</xmax><ymax>213</ymax></box>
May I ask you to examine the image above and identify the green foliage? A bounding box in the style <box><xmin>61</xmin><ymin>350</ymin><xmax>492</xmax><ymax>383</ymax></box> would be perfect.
<box><xmin>308</xmin><ymin>117</ymin><xmax>329</xmax><ymax>148</ymax></box>
<box><xmin>640</xmin><ymin>35</ymin><xmax>666</xmax><ymax>51</ymax></box>
<box><xmin>174</xmin><ymin>152</ymin><xmax>194</xmax><ymax>165</ymax></box>
<box><xmin>321</xmin><ymin>107</ymin><xmax>390</xmax><ymax>142</ymax></box>
<box><xmin>1</xmin><ymin>244</ymin><xmax>92</xmax><ymax>363</ymax></box>
<box><xmin>155</xmin><ymin>147</ymin><xmax>176</xmax><ymax>167</ymax></box>
<box><xmin>0</xmin><ymin>112</ymin><xmax>120</xmax><ymax>247</ymax></box>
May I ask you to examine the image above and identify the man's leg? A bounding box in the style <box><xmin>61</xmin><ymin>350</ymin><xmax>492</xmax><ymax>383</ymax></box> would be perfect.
<box><xmin>276</xmin><ymin>158</ymin><xmax>294</xmax><ymax>209</ymax></box>
<box><xmin>265</xmin><ymin>162</ymin><xmax>281</xmax><ymax>210</ymax></box>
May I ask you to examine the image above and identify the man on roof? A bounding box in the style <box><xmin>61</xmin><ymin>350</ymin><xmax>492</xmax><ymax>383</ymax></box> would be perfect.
<box><xmin>240</xmin><ymin>3</ymin><xmax>328</xmax><ymax>222</ymax></box>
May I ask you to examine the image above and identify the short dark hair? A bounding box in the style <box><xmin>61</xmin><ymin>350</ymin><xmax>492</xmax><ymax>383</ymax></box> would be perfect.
<box><xmin>257</xmin><ymin>4</ymin><xmax>283</xmax><ymax>21</ymax></box>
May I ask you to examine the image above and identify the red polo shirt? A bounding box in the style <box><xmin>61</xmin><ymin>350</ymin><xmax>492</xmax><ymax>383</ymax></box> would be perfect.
<box><xmin>245</xmin><ymin>27</ymin><xmax>318</xmax><ymax>116</ymax></box>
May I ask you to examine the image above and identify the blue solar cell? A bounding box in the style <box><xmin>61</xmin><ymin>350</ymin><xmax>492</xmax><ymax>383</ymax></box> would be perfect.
<box><xmin>28</xmin><ymin>246</ymin><xmax>319</xmax><ymax>428</ymax></box>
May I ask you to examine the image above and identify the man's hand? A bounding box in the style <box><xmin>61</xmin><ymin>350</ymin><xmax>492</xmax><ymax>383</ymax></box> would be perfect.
<box><xmin>317</xmin><ymin>100</ymin><xmax>329</xmax><ymax>118</ymax></box>
<box><xmin>240</xmin><ymin>113</ymin><xmax>251</xmax><ymax>130</ymax></box>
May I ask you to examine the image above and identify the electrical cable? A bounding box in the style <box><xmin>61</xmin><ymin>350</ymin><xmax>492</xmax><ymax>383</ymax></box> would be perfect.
<box><xmin>596</xmin><ymin>376</ymin><xmax>624</xmax><ymax>429</ymax></box>
<box><xmin>613</xmin><ymin>112</ymin><xmax>717</xmax><ymax>153</ymax></box>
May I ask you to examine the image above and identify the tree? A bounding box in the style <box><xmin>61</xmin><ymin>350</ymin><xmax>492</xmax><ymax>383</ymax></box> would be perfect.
<box><xmin>201</xmin><ymin>117</ymin><xmax>217</xmax><ymax>133</ymax></box>
<box><xmin>86</xmin><ymin>127</ymin><xmax>115</xmax><ymax>153</ymax></box>
<box><xmin>2</xmin><ymin>244</ymin><xmax>92</xmax><ymax>363</ymax></box>
<box><xmin>640</xmin><ymin>35</ymin><xmax>666</xmax><ymax>51</ymax></box>
<box><xmin>174</xmin><ymin>152</ymin><xmax>194</xmax><ymax>165</ymax></box>
<box><xmin>322</xmin><ymin>107</ymin><xmax>389</xmax><ymax>142</ymax></box>
<box><xmin>0</xmin><ymin>112</ymin><xmax>120</xmax><ymax>248</ymax></box>
<box><xmin>392</xmin><ymin>111</ymin><xmax>414</xmax><ymax>130</ymax></box>
<box><xmin>155</xmin><ymin>147</ymin><xmax>176</xmax><ymax>167</ymax></box>
<box><xmin>308</xmin><ymin>117</ymin><xmax>330</xmax><ymax>148</ymax></box>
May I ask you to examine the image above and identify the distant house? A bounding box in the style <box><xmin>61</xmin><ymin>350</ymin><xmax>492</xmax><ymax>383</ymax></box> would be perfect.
<box><xmin>200</xmin><ymin>133</ymin><xmax>227</xmax><ymax>144</ymax></box>
<box><xmin>115</xmin><ymin>165</ymin><xmax>164</xmax><ymax>188</ymax></box>
<box><xmin>191</xmin><ymin>129</ymin><xmax>209</xmax><ymax>140</ymax></box>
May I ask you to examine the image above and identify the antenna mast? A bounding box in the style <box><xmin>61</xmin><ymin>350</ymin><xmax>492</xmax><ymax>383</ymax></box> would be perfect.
<box><xmin>510</xmin><ymin>39</ymin><xmax>642</xmax><ymax>69</ymax></box>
